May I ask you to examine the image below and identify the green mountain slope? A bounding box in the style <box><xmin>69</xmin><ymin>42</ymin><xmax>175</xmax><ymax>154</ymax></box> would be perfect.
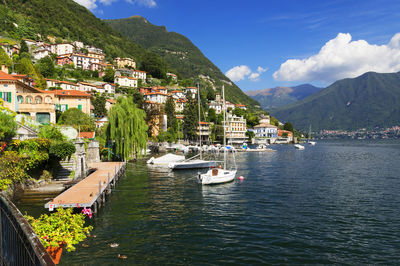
<box><xmin>0</xmin><ymin>0</ymin><xmax>170</xmax><ymax>74</ymax></box>
<box><xmin>105</xmin><ymin>16</ymin><xmax>259</xmax><ymax>107</ymax></box>
<box><xmin>246</xmin><ymin>84</ymin><xmax>322</xmax><ymax>110</ymax></box>
<box><xmin>271</xmin><ymin>72</ymin><xmax>400</xmax><ymax>131</ymax></box>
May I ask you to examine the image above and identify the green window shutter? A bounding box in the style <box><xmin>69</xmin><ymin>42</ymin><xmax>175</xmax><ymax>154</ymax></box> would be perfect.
<box><xmin>78</xmin><ymin>104</ymin><xmax>82</xmax><ymax>110</ymax></box>
<box><xmin>66</xmin><ymin>104</ymin><xmax>68</xmax><ymax>110</ymax></box>
<box><xmin>8</xmin><ymin>92</ymin><xmax>12</xmax><ymax>103</ymax></box>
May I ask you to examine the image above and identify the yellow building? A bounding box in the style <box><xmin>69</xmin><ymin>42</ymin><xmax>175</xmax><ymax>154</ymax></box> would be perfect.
<box><xmin>50</xmin><ymin>90</ymin><xmax>92</xmax><ymax>116</ymax></box>
<box><xmin>0</xmin><ymin>70</ymin><xmax>56</xmax><ymax>124</ymax></box>
<box><xmin>114</xmin><ymin>57</ymin><xmax>136</xmax><ymax>69</ymax></box>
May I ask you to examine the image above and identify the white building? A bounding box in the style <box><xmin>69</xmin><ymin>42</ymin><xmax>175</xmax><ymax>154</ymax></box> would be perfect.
<box><xmin>115</xmin><ymin>76</ymin><xmax>138</xmax><ymax>88</ymax></box>
<box><xmin>225</xmin><ymin>114</ymin><xmax>247</xmax><ymax>144</ymax></box>
<box><xmin>132</xmin><ymin>70</ymin><xmax>147</xmax><ymax>81</ymax></box>
<box><xmin>171</xmin><ymin>90</ymin><xmax>186</xmax><ymax>100</ymax></box>
<box><xmin>45</xmin><ymin>79</ymin><xmax>79</xmax><ymax>90</ymax></box>
<box><xmin>175</xmin><ymin>98</ymin><xmax>186</xmax><ymax>113</ymax></box>
<box><xmin>51</xmin><ymin>43</ymin><xmax>74</xmax><ymax>55</ymax></box>
<box><xmin>78</xmin><ymin>82</ymin><xmax>98</xmax><ymax>93</ymax></box>
<box><xmin>253</xmin><ymin>124</ymin><xmax>278</xmax><ymax>144</ymax></box>
<box><xmin>145</xmin><ymin>92</ymin><xmax>168</xmax><ymax>104</ymax></box>
<box><xmin>33</xmin><ymin>47</ymin><xmax>51</xmax><ymax>60</ymax></box>
<box><xmin>184</xmin><ymin>87</ymin><xmax>198</xmax><ymax>99</ymax></box>
<box><xmin>70</xmin><ymin>53</ymin><xmax>100</xmax><ymax>70</ymax></box>
<box><xmin>209</xmin><ymin>101</ymin><xmax>222</xmax><ymax>114</ymax></box>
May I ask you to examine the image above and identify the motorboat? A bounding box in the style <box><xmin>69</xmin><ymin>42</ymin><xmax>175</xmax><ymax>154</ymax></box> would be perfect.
<box><xmin>146</xmin><ymin>153</ymin><xmax>185</xmax><ymax>166</ymax></box>
<box><xmin>294</xmin><ymin>144</ymin><xmax>305</xmax><ymax>150</ymax></box>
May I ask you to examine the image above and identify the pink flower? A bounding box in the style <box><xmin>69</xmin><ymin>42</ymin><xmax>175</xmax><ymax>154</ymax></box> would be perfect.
<box><xmin>81</xmin><ymin>207</ymin><xmax>93</xmax><ymax>219</ymax></box>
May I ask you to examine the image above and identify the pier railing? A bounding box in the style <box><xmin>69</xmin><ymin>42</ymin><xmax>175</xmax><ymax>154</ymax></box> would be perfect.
<box><xmin>0</xmin><ymin>192</ymin><xmax>54</xmax><ymax>266</ymax></box>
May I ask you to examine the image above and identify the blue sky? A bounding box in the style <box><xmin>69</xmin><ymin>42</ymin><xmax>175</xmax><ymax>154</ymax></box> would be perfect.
<box><xmin>75</xmin><ymin>0</ymin><xmax>400</xmax><ymax>91</ymax></box>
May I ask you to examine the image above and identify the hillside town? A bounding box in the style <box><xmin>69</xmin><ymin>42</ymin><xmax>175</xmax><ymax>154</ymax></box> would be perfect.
<box><xmin>0</xmin><ymin>37</ymin><xmax>296</xmax><ymax>147</ymax></box>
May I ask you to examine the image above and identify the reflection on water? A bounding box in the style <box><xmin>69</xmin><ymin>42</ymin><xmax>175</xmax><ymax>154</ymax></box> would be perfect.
<box><xmin>18</xmin><ymin>140</ymin><xmax>400</xmax><ymax>265</ymax></box>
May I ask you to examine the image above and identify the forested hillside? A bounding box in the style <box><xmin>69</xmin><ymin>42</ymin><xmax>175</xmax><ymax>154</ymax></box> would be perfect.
<box><xmin>106</xmin><ymin>16</ymin><xmax>259</xmax><ymax>107</ymax></box>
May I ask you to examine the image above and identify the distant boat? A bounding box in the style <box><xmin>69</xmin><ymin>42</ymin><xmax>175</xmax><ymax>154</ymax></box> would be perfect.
<box><xmin>308</xmin><ymin>125</ymin><xmax>316</xmax><ymax>145</ymax></box>
<box><xmin>147</xmin><ymin>153</ymin><xmax>185</xmax><ymax>166</ymax></box>
<box><xmin>198</xmin><ymin>85</ymin><xmax>237</xmax><ymax>185</ymax></box>
<box><xmin>294</xmin><ymin>144</ymin><xmax>305</xmax><ymax>150</ymax></box>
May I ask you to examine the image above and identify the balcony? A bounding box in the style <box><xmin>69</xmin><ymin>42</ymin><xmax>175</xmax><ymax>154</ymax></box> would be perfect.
<box><xmin>16</xmin><ymin>93</ymin><xmax>55</xmax><ymax>113</ymax></box>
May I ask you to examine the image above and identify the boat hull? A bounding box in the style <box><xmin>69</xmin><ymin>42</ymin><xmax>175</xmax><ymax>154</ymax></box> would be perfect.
<box><xmin>169</xmin><ymin>160</ymin><xmax>216</xmax><ymax>169</ymax></box>
<box><xmin>198</xmin><ymin>169</ymin><xmax>237</xmax><ymax>185</ymax></box>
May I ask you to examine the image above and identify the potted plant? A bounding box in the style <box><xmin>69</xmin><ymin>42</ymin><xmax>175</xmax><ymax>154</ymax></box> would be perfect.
<box><xmin>25</xmin><ymin>208</ymin><xmax>93</xmax><ymax>264</ymax></box>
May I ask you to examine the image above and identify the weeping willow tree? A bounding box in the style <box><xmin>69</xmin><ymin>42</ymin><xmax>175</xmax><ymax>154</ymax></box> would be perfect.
<box><xmin>107</xmin><ymin>96</ymin><xmax>148</xmax><ymax>160</ymax></box>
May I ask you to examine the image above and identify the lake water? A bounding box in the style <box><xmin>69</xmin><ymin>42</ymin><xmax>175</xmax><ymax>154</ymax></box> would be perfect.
<box><xmin>18</xmin><ymin>140</ymin><xmax>400</xmax><ymax>265</ymax></box>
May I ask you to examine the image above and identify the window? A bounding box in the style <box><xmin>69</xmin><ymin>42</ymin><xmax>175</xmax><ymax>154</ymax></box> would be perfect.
<box><xmin>78</xmin><ymin>104</ymin><xmax>82</xmax><ymax>110</ymax></box>
<box><xmin>35</xmin><ymin>96</ymin><xmax>42</xmax><ymax>104</ymax></box>
<box><xmin>25</xmin><ymin>95</ymin><xmax>33</xmax><ymax>103</ymax></box>
<box><xmin>1</xmin><ymin>92</ymin><xmax>12</xmax><ymax>103</ymax></box>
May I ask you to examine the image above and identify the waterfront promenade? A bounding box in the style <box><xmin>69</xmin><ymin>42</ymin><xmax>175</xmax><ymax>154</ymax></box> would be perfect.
<box><xmin>44</xmin><ymin>162</ymin><xmax>126</xmax><ymax>212</ymax></box>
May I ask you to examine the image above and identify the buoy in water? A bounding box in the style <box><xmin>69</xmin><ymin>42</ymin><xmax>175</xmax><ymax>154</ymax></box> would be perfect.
<box><xmin>238</xmin><ymin>176</ymin><xmax>245</xmax><ymax>181</ymax></box>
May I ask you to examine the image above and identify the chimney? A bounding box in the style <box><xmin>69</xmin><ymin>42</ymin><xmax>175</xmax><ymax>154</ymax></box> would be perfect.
<box><xmin>1</xmin><ymin>65</ymin><xmax>9</xmax><ymax>73</ymax></box>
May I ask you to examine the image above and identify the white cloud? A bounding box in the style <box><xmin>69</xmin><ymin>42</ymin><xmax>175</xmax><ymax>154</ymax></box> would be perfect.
<box><xmin>226</xmin><ymin>65</ymin><xmax>268</xmax><ymax>82</ymax></box>
<box><xmin>126</xmin><ymin>0</ymin><xmax>157</xmax><ymax>7</ymax></box>
<box><xmin>226</xmin><ymin>65</ymin><xmax>252</xmax><ymax>82</ymax></box>
<box><xmin>73</xmin><ymin>0</ymin><xmax>156</xmax><ymax>10</ymax></box>
<box><xmin>74</xmin><ymin>0</ymin><xmax>98</xmax><ymax>9</ymax></box>
<box><xmin>273</xmin><ymin>32</ymin><xmax>400</xmax><ymax>83</ymax></box>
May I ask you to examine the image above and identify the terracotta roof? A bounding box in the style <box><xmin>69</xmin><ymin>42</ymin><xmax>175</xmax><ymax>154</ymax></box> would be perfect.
<box><xmin>199</xmin><ymin>121</ymin><xmax>209</xmax><ymax>125</ymax></box>
<box><xmin>48</xmin><ymin>90</ymin><xmax>91</xmax><ymax>97</ymax></box>
<box><xmin>171</xmin><ymin>90</ymin><xmax>183</xmax><ymax>93</ymax></box>
<box><xmin>144</xmin><ymin>100</ymin><xmax>161</xmax><ymax>105</ymax></box>
<box><xmin>254</xmin><ymin>123</ymin><xmax>277</xmax><ymax>128</ymax></box>
<box><xmin>133</xmin><ymin>70</ymin><xmax>146</xmax><ymax>73</ymax></box>
<box><xmin>146</xmin><ymin>92</ymin><xmax>168</xmax><ymax>96</ymax></box>
<box><xmin>106</xmin><ymin>99</ymin><xmax>116</xmax><ymax>104</ymax></box>
<box><xmin>78</xmin><ymin>132</ymin><xmax>95</xmax><ymax>139</ymax></box>
<box><xmin>186</xmin><ymin>87</ymin><xmax>198</xmax><ymax>90</ymax></box>
<box><xmin>235</xmin><ymin>104</ymin><xmax>246</xmax><ymax>107</ymax></box>
<box><xmin>0</xmin><ymin>71</ymin><xmax>18</xmax><ymax>80</ymax></box>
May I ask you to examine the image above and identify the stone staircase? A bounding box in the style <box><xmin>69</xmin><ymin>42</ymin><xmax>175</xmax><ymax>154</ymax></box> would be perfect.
<box><xmin>55</xmin><ymin>160</ymin><xmax>74</xmax><ymax>181</ymax></box>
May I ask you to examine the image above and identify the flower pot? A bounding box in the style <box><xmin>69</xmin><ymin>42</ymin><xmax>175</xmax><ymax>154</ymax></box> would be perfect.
<box><xmin>46</xmin><ymin>243</ymin><xmax>64</xmax><ymax>264</ymax></box>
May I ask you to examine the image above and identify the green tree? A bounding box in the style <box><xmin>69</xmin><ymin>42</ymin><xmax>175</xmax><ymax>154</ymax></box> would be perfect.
<box><xmin>36</xmin><ymin>56</ymin><xmax>55</xmax><ymax>78</ymax></box>
<box><xmin>208</xmin><ymin>108</ymin><xmax>217</xmax><ymax>123</ymax></box>
<box><xmin>283</xmin><ymin>122</ymin><xmax>294</xmax><ymax>132</ymax></box>
<box><xmin>91</xmin><ymin>96</ymin><xmax>107</xmax><ymax>117</ymax></box>
<box><xmin>15</xmin><ymin>57</ymin><xmax>46</xmax><ymax>89</ymax></box>
<box><xmin>233</xmin><ymin>108</ymin><xmax>246</xmax><ymax>117</ymax></box>
<box><xmin>0</xmin><ymin>111</ymin><xmax>17</xmax><ymax>142</ymax></box>
<box><xmin>38</xmin><ymin>125</ymin><xmax>65</xmax><ymax>141</ymax></box>
<box><xmin>57</xmin><ymin>108</ymin><xmax>95</xmax><ymax>132</ymax></box>
<box><xmin>245</xmin><ymin>130</ymin><xmax>255</xmax><ymax>141</ymax></box>
<box><xmin>0</xmin><ymin>47</ymin><xmax>12</xmax><ymax>69</ymax></box>
<box><xmin>19</xmin><ymin>40</ymin><xmax>29</xmax><ymax>55</ymax></box>
<box><xmin>102</xmin><ymin>67</ymin><xmax>115</xmax><ymax>83</ymax></box>
<box><xmin>165</xmin><ymin>97</ymin><xmax>177</xmax><ymax>131</ymax></box>
<box><xmin>182</xmin><ymin>97</ymin><xmax>198</xmax><ymax>141</ymax></box>
<box><xmin>107</xmin><ymin>97</ymin><xmax>148</xmax><ymax>160</ymax></box>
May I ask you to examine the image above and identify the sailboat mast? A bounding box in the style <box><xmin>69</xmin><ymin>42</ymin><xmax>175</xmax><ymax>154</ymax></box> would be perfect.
<box><xmin>197</xmin><ymin>83</ymin><xmax>202</xmax><ymax>159</ymax></box>
<box><xmin>223</xmin><ymin>85</ymin><xmax>226</xmax><ymax>169</ymax></box>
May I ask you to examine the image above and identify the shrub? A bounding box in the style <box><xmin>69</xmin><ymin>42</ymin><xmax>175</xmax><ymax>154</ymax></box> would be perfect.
<box><xmin>49</xmin><ymin>141</ymin><xmax>76</xmax><ymax>160</ymax></box>
<box><xmin>38</xmin><ymin>125</ymin><xmax>65</xmax><ymax>141</ymax></box>
<box><xmin>0</xmin><ymin>151</ymin><xmax>26</xmax><ymax>190</ymax></box>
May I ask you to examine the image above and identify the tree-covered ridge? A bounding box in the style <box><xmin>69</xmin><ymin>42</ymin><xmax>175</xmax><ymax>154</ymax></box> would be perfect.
<box><xmin>271</xmin><ymin>71</ymin><xmax>400</xmax><ymax>131</ymax></box>
<box><xmin>0</xmin><ymin>0</ymin><xmax>171</xmax><ymax>73</ymax></box>
<box><xmin>105</xmin><ymin>16</ymin><xmax>259</xmax><ymax>108</ymax></box>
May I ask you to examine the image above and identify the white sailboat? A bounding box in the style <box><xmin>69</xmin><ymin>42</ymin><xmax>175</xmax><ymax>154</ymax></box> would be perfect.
<box><xmin>198</xmin><ymin>85</ymin><xmax>237</xmax><ymax>185</ymax></box>
<box><xmin>169</xmin><ymin>83</ymin><xmax>216</xmax><ymax>170</ymax></box>
<box><xmin>308</xmin><ymin>125</ymin><xmax>316</xmax><ymax>145</ymax></box>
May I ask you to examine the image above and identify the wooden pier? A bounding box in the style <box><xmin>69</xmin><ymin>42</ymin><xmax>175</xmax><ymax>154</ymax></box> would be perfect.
<box><xmin>44</xmin><ymin>161</ymin><xmax>126</xmax><ymax>213</ymax></box>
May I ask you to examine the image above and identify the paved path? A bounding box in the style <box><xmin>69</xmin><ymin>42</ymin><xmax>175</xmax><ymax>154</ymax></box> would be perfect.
<box><xmin>45</xmin><ymin>162</ymin><xmax>125</xmax><ymax>209</ymax></box>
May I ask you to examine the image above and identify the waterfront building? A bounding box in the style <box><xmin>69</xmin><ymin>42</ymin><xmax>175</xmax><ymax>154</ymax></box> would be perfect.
<box><xmin>225</xmin><ymin>114</ymin><xmax>247</xmax><ymax>144</ymax></box>
<box><xmin>277</xmin><ymin>129</ymin><xmax>294</xmax><ymax>143</ymax></box>
<box><xmin>197</xmin><ymin>121</ymin><xmax>211</xmax><ymax>143</ymax></box>
<box><xmin>253</xmin><ymin>123</ymin><xmax>278</xmax><ymax>144</ymax></box>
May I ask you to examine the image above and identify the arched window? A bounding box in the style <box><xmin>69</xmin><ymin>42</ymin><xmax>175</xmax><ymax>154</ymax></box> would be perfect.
<box><xmin>26</xmin><ymin>96</ymin><xmax>32</xmax><ymax>103</ymax></box>
<box><xmin>35</xmin><ymin>96</ymin><xmax>42</xmax><ymax>104</ymax></box>
<box><xmin>44</xmin><ymin>96</ymin><xmax>52</xmax><ymax>104</ymax></box>
<box><xmin>17</xmin><ymin>95</ymin><xmax>23</xmax><ymax>103</ymax></box>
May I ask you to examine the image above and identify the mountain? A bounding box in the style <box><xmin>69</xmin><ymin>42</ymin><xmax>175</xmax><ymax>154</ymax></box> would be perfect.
<box><xmin>105</xmin><ymin>16</ymin><xmax>259</xmax><ymax>108</ymax></box>
<box><xmin>0</xmin><ymin>0</ymin><xmax>171</xmax><ymax>77</ymax></box>
<box><xmin>245</xmin><ymin>84</ymin><xmax>322</xmax><ymax>110</ymax></box>
<box><xmin>271</xmin><ymin>72</ymin><xmax>400</xmax><ymax>131</ymax></box>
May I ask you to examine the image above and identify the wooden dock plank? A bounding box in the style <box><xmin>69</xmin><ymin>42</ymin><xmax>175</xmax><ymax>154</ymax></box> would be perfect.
<box><xmin>45</xmin><ymin>162</ymin><xmax>125</xmax><ymax>209</ymax></box>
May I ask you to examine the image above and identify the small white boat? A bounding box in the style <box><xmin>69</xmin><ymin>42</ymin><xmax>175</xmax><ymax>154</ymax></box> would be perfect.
<box><xmin>308</xmin><ymin>141</ymin><xmax>316</xmax><ymax>146</ymax></box>
<box><xmin>198</xmin><ymin>85</ymin><xmax>237</xmax><ymax>185</ymax></box>
<box><xmin>198</xmin><ymin>168</ymin><xmax>237</xmax><ymax>185</ymax></box>
<box><xmin>294</xmin><ymin>144</ymin><xmax>305</xmax><ymax>150</ymax></box>
<box><xmin>147</xmin><ymin>153</ymin><xmax>185</xmax><ymax>166</ymax></box>
<box><xmin>169</xmin><ymin>159</ymin><xmax>216</xmax><ymax>169</ymax></box>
